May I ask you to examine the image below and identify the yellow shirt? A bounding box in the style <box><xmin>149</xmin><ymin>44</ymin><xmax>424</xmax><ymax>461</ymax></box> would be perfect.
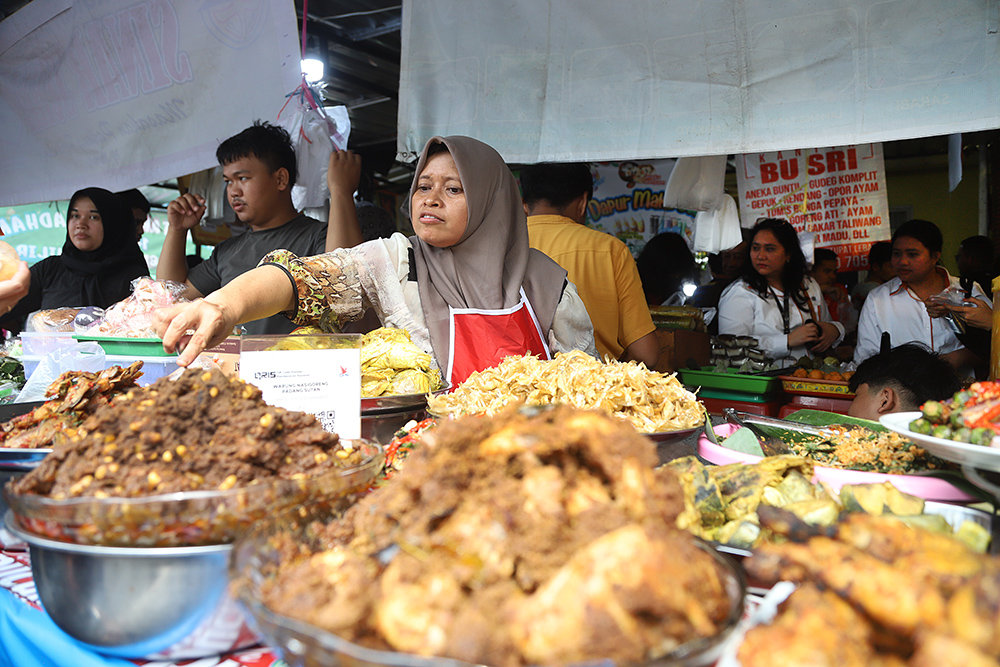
<box><xmin>527</xmin><ymin>215</ymin><xmax>654</xmax><ymax>361</ymax></box>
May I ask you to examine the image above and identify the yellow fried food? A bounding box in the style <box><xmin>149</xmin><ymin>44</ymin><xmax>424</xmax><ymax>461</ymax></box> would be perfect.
<box><xmin>361</xmin><ymin>328</ymin><xmax>442</xmax><ymax>397</ymax></box>
<box><xmin>426</xmin><ymin>350</ymin><xmax>704</xmax><ymax>433</ymax></box>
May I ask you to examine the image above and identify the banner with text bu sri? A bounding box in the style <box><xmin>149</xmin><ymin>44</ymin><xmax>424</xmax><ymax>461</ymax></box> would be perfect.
<box><xmin>735</xmin><ymin>144</ymin><xmax>890</xmax><ymax>270</ymax></box>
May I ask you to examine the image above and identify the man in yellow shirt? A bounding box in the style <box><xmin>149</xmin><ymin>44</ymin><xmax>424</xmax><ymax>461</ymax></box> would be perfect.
<box><xmin>521</xmin><ymin>162</ymin><xmax>659</xmax><ymax>368</ymax></box>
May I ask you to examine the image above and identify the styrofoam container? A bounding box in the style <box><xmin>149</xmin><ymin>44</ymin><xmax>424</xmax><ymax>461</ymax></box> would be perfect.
<box><xmin>21</xmin><ymin>354</ymin><xmax>181</xmax><ymax>387</ymax></box>
<box><xmin>19</xmin><ymin>332</ymin><xmax>76</xmax><ymax>356</ymax></box>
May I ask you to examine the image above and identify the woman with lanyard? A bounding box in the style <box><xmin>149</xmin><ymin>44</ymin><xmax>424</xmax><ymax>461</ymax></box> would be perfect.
<box><xmin>718</xmin><ymin>218</ymin><xmax>843</xmax><ymax>366</ymax></box>
<box><xmin>153</xmin><ymin>135</ymin><xmax>597</xmax><ymax>383</ymax></box>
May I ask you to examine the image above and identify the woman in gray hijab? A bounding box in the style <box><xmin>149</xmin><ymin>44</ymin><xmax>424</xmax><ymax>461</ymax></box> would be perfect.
<box><xmin>154</xmin><ymin>136</ymin><xmax>596</xmax><ymax>380</ymax></box>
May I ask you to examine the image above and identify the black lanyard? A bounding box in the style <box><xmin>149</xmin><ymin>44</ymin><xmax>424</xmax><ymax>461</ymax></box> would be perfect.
<box><xmin>769</xmin><ymin>287</ymin><xmax>793</xmax><ymax>334</ymax></box>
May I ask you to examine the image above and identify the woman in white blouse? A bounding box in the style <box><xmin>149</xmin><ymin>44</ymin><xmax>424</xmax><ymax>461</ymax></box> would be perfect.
<box><xmin>718</xmin><ymin>218</ymin><xmax>843</xmax><ymax>366</ymax></box>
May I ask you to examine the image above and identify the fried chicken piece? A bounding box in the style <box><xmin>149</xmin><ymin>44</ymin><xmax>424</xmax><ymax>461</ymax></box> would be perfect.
<box><xmin>910</xmin><ymin>631</ymin><xmax>1000</xmax><ymax>667</ymax></box>
<box><xmin>738</xmin><ymin>583</ymin><xmax>884</xmax><ymax>667</ymax></box>
<box><xmin>746</xmin><ymin>537</ymin><xmax>946</xmax><ymax>635</ymax></box>
<box><xmin>0</xmin><ymin>361</ymin><xmax>143</xmax><ymax>449</ymax></box>
<box><xmin>945</xmin><ymin>563</ymin><xmax>1000</xmax><ymax>655</ymax></box>
<box><xmin>507</xmin><ymin>524</ymin><xmax>729</xmax><ymax>667</ymax></box>
<box><xmin>836</xmin><ymin>513</ymin><xmax>986</xmax><ymax>594</ymax></box>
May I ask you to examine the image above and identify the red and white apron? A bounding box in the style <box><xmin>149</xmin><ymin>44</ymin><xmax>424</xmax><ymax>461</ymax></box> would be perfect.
<box><xmin>447</xmin><ymin>289</ymin><xmax>550</xmax><ymax>386</ymax></box>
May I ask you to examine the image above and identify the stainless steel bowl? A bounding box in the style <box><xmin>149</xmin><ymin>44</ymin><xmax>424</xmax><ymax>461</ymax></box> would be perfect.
<box><xmin>4</xmin><ymin>510</ymin><xmax>258</xmax><ymax>659</ymax></box>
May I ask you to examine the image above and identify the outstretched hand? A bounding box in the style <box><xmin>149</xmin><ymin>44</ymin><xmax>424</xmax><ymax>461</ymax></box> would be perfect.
<box><xmin>154</xmin><ymin>299</ymin><xmax>235</xmax><ymax>367</ymax></box>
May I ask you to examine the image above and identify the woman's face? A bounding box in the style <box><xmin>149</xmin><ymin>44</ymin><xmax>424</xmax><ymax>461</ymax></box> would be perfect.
<box><xmin>892</xmin><ymin>236</ymin><xmax>938</xmax><ymax>284</ymax></box>
<box><xmin>411</xmin><ymin>151</ymin><xmax>469</xmax><ymax>248</ymax></box>
<box><xmin>67</xmin><ymin>197</ymin><xmax>104</xmax><ymax>252</ymax></box>
<box><xmin>750</xmin><ymin>229</ymin><xmax>788</xmax><ymax>283</ymax></box>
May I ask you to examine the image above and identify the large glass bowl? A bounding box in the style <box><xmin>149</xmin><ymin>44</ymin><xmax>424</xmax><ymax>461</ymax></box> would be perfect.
<box><xmin>4</xmin><ymin>439</ymin><xmax>383</xmax><ymax>547</ymax></box>
<box><xmin>230</xmin><ymin>502</ymin><xmax>747</xmax><ymax>667</ymax></box>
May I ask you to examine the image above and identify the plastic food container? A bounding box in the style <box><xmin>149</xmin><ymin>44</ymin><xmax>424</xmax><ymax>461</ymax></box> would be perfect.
<box><xmin>19</xmin><ymin>332</ymin><xmax>76</xmax><ymax>356</ymax></box>
<box><xmin>4</xmin><ymin>440</ymin><xmax>384</xmax><ymax>547</ymax></box>
<box><xmin>21</xmin><ymin>354</ymin><xmax>181</xmax><ymax>387</ymax></box>
<box><xmin>72</xmin><ymin>335</ymin><xmax>175</xmax><ymax>357</ymax></box>
<box><xmin>678</xmin><ymin>366</ymin><xmax>782</xmax><ymax>395</ymax></box>
<box><xmin>779</xmin><ymin>375</ymin><xmax>855</xmax><ymax>398</ymax></box>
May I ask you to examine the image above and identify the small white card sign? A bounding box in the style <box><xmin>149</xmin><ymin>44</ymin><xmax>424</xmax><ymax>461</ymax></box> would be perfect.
<box><xmin>238</xmin><ymin>335</ymin><xmax>361</xmax><ymax>439</ymax></box>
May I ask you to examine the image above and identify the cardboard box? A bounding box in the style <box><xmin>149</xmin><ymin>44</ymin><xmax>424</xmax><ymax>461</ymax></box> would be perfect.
<box><xmin>653</xmin><ymin>329</ymin><xmax>710</xmax><ymax>374</ymax></box>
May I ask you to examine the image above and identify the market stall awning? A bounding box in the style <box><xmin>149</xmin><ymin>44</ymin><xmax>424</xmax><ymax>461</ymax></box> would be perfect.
<box><xmin>0</xmin><ymin>0</ymin><xmax>302</xmax><ymax>206</ymax></box>
<box><xmin>398</xmin><ymin>0</ymin><xmax>1000</xmax><ymax>163</ymax></box>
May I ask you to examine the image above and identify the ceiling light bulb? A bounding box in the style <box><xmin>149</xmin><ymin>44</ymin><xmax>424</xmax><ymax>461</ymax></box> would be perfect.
<box><xmin>301</xmin><ymin>58</ymin><xmax>324</xmax><ymax>83</ymax></box>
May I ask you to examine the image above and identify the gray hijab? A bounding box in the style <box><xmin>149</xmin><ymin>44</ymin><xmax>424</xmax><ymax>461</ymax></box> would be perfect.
<box><xmin>409</xmin><ymin>136</ymin><xmax>567</xmax><ymax>372</ymax></box>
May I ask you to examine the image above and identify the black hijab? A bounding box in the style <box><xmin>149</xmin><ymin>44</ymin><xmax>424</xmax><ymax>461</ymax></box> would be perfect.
<box><xmin>60</xmin><ymin>188</ymin><xmax>149</xmax><ymax>299</ymax></box>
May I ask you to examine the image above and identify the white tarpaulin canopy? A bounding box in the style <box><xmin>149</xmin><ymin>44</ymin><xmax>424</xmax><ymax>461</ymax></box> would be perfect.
<box><xmin>398</xmin><ymin>0</ymin><xmax>1000</xmax><ymax>163</ymax></box>
<box><xmin>0</xmin><ymin>0</ymin><xmax>302</xmax><ymax>206</ymax></box>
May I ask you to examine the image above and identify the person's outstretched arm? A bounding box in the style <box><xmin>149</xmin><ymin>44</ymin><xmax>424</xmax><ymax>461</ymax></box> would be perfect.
<box><xmin>154</xmin><ymin>265</ymin><xmax>294</xmax><ymax>366</ymax></box>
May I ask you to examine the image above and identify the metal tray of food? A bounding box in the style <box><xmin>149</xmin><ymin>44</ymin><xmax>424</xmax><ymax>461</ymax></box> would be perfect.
<box><xmin>0</xmin><ymin>400</ymin><xmax>50</xmax><ymax>470</ymax></box>
<box><xmin>361</xmin><ymin>384</ymin><xmax>450</xmax><ymax>414</ymax></box>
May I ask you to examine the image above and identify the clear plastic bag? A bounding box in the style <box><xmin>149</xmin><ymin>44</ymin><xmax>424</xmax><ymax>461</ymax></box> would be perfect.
<box><xmin>277</xmin><ymin>83</ymin><xmax>351</xmax><ymax>210</ymax></box>
<box><xmin>663</xmin><ymin>155</ymin><xmax>727</xmax><ymax>211</ymax></box>
<box><xmin>17</xmin><ymin>342</ymin><xmax>106</xmax><ymax>403</ymax></box>
<box><xmin>96</xmin><ymin>277</ymin><xmax>189</xmax><ymax>337</ymax></box>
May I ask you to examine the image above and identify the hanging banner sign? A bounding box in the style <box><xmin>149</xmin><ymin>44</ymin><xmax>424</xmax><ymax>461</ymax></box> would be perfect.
<box><xmin>0</xmin><ymin>0</ymin><xmax>301</xmax><ymax>206</ymax></box>
<box><xmin>585</xmin><ymin>160</ymin><xmax>695</xmax><ymax>257</ymax></box>
<box><xmin>736</xmin><ymin>144</ymin><xmax>891</xmax><ymax>270</ymax></box>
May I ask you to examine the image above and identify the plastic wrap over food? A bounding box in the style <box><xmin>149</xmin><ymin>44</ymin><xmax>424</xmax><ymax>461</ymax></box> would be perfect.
<box><xmin>96</xmin><ymin>277</ymin><xmax>189</xmax><ymax>337</ymax></box>
<box><xmin>26</xmin><ymin>308</ymin><xmax>82</xmax><ymax>332</ymax></box>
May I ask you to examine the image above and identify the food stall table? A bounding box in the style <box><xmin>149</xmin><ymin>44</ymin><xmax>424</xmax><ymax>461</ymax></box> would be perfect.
<box><xmin>0</xmin><ymin>549</ymin><xmax>280</xmax><ymax>667</ymax></box>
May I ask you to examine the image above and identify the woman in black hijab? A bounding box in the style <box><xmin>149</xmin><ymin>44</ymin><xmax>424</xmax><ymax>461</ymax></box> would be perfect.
<box><xmin>5</xmin><ymin>188</ymin><xmax>149</xmax><ymax>330</ymax></box>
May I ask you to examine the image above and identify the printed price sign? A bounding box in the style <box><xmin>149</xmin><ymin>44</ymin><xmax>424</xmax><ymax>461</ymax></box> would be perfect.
<box><xmin>238</xmin><ymin>335</ymin><xmax>361</xmax><ymax>439</ymax></box>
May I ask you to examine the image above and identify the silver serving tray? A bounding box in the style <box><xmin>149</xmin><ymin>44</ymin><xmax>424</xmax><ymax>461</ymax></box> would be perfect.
<box><xmin>361</xmin><ymin>384</ymin><xmax>449</xmax><ymax>414</ymax></box>
<box><xmin>0</xmin><ymin>447</ymin><xmax>49</xmax><ymax>470</ymax></box>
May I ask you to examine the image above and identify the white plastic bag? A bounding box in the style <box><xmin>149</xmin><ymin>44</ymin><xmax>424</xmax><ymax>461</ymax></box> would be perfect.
<box><xmin>17</xmin><ymin>342</ymin><xmax>106</xmax><ymax>403</ymax></box>
<box><xmin>663</xmin><ymin>155</ymin><xmax>728</xmax><ymax>211</ymax></box>
<box><xmin>693</xmin><ymin>194</ymin><xmax>743</xmax><ymax>253</ymax></box>
<box><xmin>277</xmin><ymin>85</ymin><xmax>351</xmax><ymax>210</ymax></box>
